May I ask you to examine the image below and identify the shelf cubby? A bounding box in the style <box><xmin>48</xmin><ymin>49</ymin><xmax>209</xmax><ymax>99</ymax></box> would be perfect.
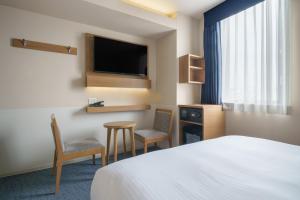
<box><xmin>179</xmin><ymin>54</ymin><xmax>205</xmax><ymax>84</ymax></box>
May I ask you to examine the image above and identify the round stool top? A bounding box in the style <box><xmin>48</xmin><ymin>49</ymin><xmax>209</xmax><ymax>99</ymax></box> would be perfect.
<box><xmin>103</xmin><ymin>121</ymin><xmax>136</xmax><ymax>129</ymax></box>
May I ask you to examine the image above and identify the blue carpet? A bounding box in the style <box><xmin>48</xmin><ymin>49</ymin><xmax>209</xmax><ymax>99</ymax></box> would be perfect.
<box><xmin>0</xmin><ymin>147</ymin><xmax>159</xmax><ymax>200</ymax></box>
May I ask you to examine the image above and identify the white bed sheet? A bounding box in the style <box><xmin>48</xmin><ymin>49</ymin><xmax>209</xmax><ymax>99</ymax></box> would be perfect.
<box><xmin>91</xmin><ymin>136</ymin><xmax>300</xmax><ymax>200</ymax></box>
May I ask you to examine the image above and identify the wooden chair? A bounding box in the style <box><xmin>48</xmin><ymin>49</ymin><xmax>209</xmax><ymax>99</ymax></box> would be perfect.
<box><xmin>135</xmin><ymin>108</ymin><xmax>174</xmax><ymax>153</ymax></box>
<box><xmin>50</xmin><ymin>114</ymin><xmax>106</xmax><ymax>193</ymax></box>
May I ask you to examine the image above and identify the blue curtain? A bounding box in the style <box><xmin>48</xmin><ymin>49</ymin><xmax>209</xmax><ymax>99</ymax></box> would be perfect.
<box><xmin>204</xmin><ymin>0</ymin><xmax>265</xmax><ymax>27</ymax></box>
<box><xmin>201</xmin><ymin>22</ymin><xmax>222</xmax><ymax>104</ymax></box>
<box><xmin>201</xmin><ymin>0</ymin><xmax>264</xmax><ymax>104</ymax></box>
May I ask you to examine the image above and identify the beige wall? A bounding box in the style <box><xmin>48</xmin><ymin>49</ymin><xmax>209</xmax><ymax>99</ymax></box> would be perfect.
<box><xmin>0</xmin><ymin>5</ymin><xmax>157</xmax><ymax>177</ymax></box>
<box><xmin>225</xmin><ymin>0</ymin><xmax>300</xmax><ymax>145</ymax></box>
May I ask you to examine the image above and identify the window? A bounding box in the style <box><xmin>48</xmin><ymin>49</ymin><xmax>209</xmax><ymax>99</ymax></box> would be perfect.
<box><xmin>220</xmin><ymin>0</ymin><xmax>289</xmax><ymax>114</ymax></box>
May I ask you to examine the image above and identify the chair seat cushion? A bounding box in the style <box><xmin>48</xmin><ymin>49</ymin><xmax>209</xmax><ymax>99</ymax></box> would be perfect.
<box><xmin>135</xmin><ymin>129</ymin><xmax>168</xmax><ymax>140</ymax></box>
<box><xmin>64</xmin><ymin>138</ymin><xmax>103</xmax><ymax>153</ymax></box>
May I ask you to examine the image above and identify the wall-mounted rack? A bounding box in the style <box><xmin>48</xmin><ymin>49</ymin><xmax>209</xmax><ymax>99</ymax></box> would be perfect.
<box><xmin>11</xmin><ymin>38</ymin><xmax>77</xmax><ymax>55</ymax></box>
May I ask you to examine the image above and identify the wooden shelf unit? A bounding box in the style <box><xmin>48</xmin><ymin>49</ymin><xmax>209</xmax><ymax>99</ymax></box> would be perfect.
<box><xmin>180</xmin><ymin>120</ymin><xmax>203</xmax><ymax>126</ymax></box>
<box><xmin>179</xmin><ymin>104</ymin><xmax>225</xmax><ymax>145</ymax></box>
<box><xmin>85</xmin><ymin>33</ymin><xmax>151</xmax><ymax>88</ymax></box>
<box><xmin>86</xmin><ymin>72</ymin><xmax>151</xmax><ymax>89</ymax></box>
<box><xmin>179</xmin><ymin>54</ymin><xmax>205</xmax><ymax>84</ymax></box>
<box><xmin>86</xmin><ymin>105</ymin><xmax>151</xmax><ymax>113</ymax></box>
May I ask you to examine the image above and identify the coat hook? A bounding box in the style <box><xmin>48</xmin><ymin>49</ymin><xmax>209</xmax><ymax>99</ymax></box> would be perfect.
<box><xmin>22</xmin><ymin>39</ymin><xmax>27</xmax><ymax>47</ymax></box>
<box><xmin>67</xmin><ymin>46</ymin><xmax>71</xmax><ymax>54</ymax></box>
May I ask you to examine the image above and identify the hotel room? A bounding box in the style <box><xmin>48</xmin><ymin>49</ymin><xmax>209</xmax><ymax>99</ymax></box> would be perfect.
<box><xmin>0</xmin><ymin>0</ymin><xmax>299</xmax><ymax>199</ymax></box>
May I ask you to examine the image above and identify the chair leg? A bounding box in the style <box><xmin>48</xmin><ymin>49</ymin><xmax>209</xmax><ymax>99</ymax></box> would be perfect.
<box><xmin>122</xmin><ymin>129</ymin><xmax>127</xmax><ymax>154</ymax></box>
<box><xmin>130</xmin><ymin>127</ymin><xmax>136</xmax><ymax>156</ymax></box>
<box><xmin>92</xmin><ymin>155</ymin><xmax>96</xmax><ymax>165</ymax></box>
<box><xmin>113</xmin><ymin>128</ymin><xmax>118</xmax><ymax>162</ymax></box>
<box><xmin>144</xmin><ymin>142</ymin><xmax>148</xmax><ymax>153</ymax></box>
<box><xmin>168</xmin><ymin>136</ymin><xmax>173</xmax><ymax>148</ymax></box>
<box><xmin>101</xmin><ymin>149</ymin><xmax>106</xmax><ymax>167</ymax></box>
<box><xmin>51</xmin><ymin>150</ymin><xmax>57</xmax><ymax>176</ymax></box>
<box><xmin>106</xmin><ymin>128</ymin><xmax>112</xmax><ymax>164</ymax></box>
<box><xmin>55</xmin><ymin>158</ymin><xmax>63</xmax><ymax>194</ymax></box>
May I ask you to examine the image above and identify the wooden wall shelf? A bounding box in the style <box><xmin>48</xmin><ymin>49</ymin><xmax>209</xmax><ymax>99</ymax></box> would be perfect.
<box><xmin>179</xmin><ymin>54</ymin><xmax>205</xmax><ymax>84</ymax></box>
<box><xmin>86</xmin><ymin>105</ymin><xmax>151</xmax><ymax>113</ymax></box>
<box><xmin>85</xmin><ymin>33</ymin><xmax>151</xmax><ymax>89</ymax></box>
<box><xmin>86</xmin><ymin>72</ymin><xmax>151</xmax><ymax>88</ymax></box>
<box><xmin>11</xmin><ymin>38</ymin><xmax>77</xmax><ymax>55</ymax></box>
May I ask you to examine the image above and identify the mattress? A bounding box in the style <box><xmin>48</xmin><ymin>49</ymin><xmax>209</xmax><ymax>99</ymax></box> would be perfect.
<box><xmin>91</xmin><ymin>136</ymin><xmax>300</xmax><ymax>200</ymax></box>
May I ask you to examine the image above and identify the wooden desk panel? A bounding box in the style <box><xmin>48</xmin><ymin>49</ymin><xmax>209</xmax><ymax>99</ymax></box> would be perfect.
<box><xmin>178</xmin><ymin>104</ymin><xmax>225</xmax><ymax>144</ymax></box>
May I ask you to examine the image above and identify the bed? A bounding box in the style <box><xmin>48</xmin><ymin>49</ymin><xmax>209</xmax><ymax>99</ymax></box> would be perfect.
<box><xmin>91</xmin><ymin>136</ymin><xmax>300</xmax><ymax>200</ymax></box>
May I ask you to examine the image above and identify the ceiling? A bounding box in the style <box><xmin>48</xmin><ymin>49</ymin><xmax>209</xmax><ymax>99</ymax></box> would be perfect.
<box><xmin>0</xmin><ymin>0</ymin><xmax>177</xmax><ymax>38</ymax></box>
<box><xmin>86</xmin><ymin>0</ymin><xmax>225</xmax><ymax>19</ymax></box>
<box><xmin>165</xmin><ymin>0</ymin><xmax>225</xmax><ymax>19</ymax></box>
<box><xmin>0</xmin><ymin>0</ymin><xmax>225</xmax><ymax>38</ymax></box>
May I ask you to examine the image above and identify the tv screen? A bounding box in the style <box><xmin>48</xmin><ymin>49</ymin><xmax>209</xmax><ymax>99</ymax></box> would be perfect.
<box><xmin>93</xmin><ymin>36</ymin><xmax>148</xmax><ymax>76</ymax></box>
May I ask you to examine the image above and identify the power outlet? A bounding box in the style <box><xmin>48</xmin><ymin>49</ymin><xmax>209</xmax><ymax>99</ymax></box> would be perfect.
<box><xmin>88</xmin><ymin>98</ymin><xmax>98</xmax><ymax>105</ymax></box>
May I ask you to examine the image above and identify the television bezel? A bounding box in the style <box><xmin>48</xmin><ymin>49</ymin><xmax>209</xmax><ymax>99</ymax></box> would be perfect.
<box><xmin>92</xmin><ymin>35</ymin><xmax>148</xmax><ymax>78</ymax></box>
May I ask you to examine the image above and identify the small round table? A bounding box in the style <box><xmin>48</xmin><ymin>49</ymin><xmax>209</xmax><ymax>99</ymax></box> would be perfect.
<box><xmin>104</xmin><ymin>121</ymin><xmax>136</xmax><ymax>162</ymax></box>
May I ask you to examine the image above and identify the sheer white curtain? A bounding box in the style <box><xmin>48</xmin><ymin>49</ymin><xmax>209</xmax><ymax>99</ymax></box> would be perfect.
<box><xmin>220</xmin><ymin>0</ymin><xmax>289</xmax><ymax>114</ymax></box>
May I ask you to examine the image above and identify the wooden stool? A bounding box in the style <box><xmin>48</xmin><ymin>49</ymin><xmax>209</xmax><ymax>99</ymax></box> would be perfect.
<box><xmin>104</xmin><ymin>121</ymin><xmax>136</xmax><ymax>162</ymax></box>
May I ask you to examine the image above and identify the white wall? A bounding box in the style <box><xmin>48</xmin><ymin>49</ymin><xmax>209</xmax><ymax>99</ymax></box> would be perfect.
<box><xmin>225</xmin><ymin>0</ymin><xmax>300</xmax><ymax>145</ymax></box>
<box><xmin>155</xmin><ymin>14</ymin><xmax>204</xmax><ymax>145</ymax></box>
<box><xmin>0</xmin><ymin>5</ymin><xmax>157</xmax><ymax>177</ymax></box>
<box><xmin>156</xmin><ymin>31</ymin><xmax>178</xmax><ymax>144</ymax></box>
<box><xmin>156</xmin><ymin>31</ymin><xmax>177</xmax><ymax>106</ymax></box>
<box><xmin>176</xmin><ymin>14</ymin><xmax>204</xmax><ymax>105</ymax></box>
<box><xmin>0</xmin><ymin>5</ymin><xmax>204</xmax><ymax>177</ymax></box>
<box><xmin>174</xmin><ymin>15</ymin><xmax>204</xmax><ymax>144</ymax></box>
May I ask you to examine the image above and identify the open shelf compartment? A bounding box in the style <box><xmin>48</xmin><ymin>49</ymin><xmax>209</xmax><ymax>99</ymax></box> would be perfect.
<box><xmin>179</xmin><ymin>54</ymin><xmax>205</xmax><ymax>84</ymax></box>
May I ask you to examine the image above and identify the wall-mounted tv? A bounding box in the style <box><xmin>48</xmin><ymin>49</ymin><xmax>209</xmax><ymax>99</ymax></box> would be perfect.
<box><xmin>93</xmin><ymin>36</ymin><xmax>148</xmax><ymax>76</ymax></box>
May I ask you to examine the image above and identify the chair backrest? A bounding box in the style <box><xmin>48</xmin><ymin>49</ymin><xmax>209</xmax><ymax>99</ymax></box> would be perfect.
<box><xmin>50</xmin><ymin>114</ymin><xmax>64</xmax><ymax>153</ymax></box>
<box><xmin>153</xmin><ymin>108</ymin><xmax>174</xmax><ymax>135</ymax></box>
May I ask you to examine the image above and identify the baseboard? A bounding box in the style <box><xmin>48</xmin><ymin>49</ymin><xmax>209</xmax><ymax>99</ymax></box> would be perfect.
<box><xmin>0</xmin><ymin>156</ymin><xmax>95</xmax><ymax>178</ymax></box>
<box><xmin>0</xmin><ymin>146</ymin><xmax>149</xmax><ymax>178</ymax></box>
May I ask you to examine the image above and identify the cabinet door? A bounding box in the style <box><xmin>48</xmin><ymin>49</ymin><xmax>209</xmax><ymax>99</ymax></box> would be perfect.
<box><xmin>203</xmin><ymin>106</ymin><xmax>225</xmax><ymax>140</ymax></box>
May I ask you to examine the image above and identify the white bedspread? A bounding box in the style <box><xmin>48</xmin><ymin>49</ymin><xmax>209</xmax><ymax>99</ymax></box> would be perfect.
<box><xmin>91</xmin><ymin>136</ymin><xmax>300</xmax><ymax>200</ymax></box>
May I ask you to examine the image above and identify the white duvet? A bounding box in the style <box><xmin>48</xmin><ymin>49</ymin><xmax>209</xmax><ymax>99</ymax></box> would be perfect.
<box><xmin>91</xmin><ymin>136</ymin><xmax>300</xmax><ymax>200</ymax></box>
